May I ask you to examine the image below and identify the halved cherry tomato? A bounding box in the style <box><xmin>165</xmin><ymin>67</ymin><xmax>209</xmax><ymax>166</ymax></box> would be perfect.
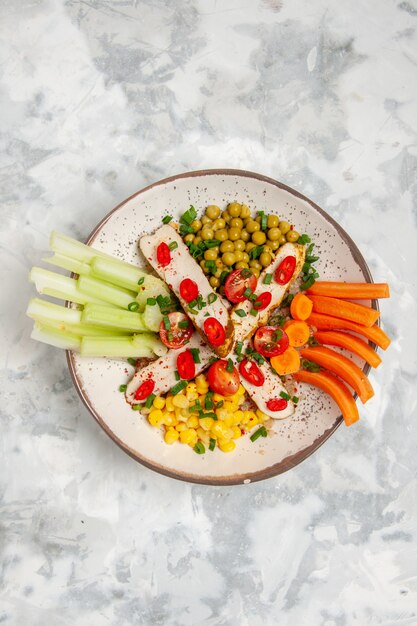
<box><xmin>253</xmin><ymin>291</ymin><xmax>272</xmax><ymax>311</ymax></box>
<box><xmin>156</xmin><ymin>242</ymin><xmax>171</xmax><ymax>267</ymax></box>
<box><xmin>203</xmin><ymin>317</ymin><xmax>226</xmax><ymax>347</ymax></box>
<box><xmin>179</xmin><ymin>278</ymin><xmax>199</xmax><ymax>303</ymax></box>
<box><xmin>267</xmin><ymin>398</ymin><xmax>288</xmax><ymax>412</ymax></box>
<box><xmin>207</xmin><ymin>360</ymin><xmax>240</xmax><ymax>396</ymax></box>
<box><xmin>275</xmin><ymin>255</ymin><xmax>296</xmax><ymax>285</ymax></box>
<box><xmin>159</xmin><ymin>312</ymin><xmax>193</xmax><ymax>349</ymax></box>
<box><xmin>134</xmin><ymin>378</ymin><xmax>155</xmax><ymax>401</ymax></box>
<box><xmin>253</xmin><ymin>326</ymin><xmax>290</xmax><ymax>358</ymax></box>
<box><xmin>239</xmin><ymin>359</ymin><xmax>265</xmax><ymax>387</ymax></box>
<box><xmin>224</xmin><ymin>269</ymin><xmax>257</xmax><ymax>303</ymax></box>
<box><xmin>177</xmin><ymin>349</ymin><xmax>195</xmax><ymax>380</ymax></box>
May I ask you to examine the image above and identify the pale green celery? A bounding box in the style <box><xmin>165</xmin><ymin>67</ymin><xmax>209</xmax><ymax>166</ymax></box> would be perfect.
<box><xmin>31</xmin><ymin>322</ymin><xmax>82</xmax><ymax>351</ymax></box>
<box><xmin>80</xmin><ymin>335</ymin><xmax>158</xmax><ymax>358</ymax></box>
<box><xmin>50</xmin><ymin>231</ymin><xmax>119</xmax><ymax>264</ymax></box>
<box><xmin>43</xmin><ymin>253</ymin><xmax>92</xmax><ymax>277</ymax></box>
<box><xmin>77</xmin><ymin>275</ymin><xmax>136</xmax><ymax>309</ymax></box>
<box><xmin>90</xmin><ymin>256</ymin><xmax>147</xmax><ymax>292</ymax></box>
<box><xmin>135</xmin><ymin>276</ymin><xmax>170</xmax><ymax>310</ymax></box>
<box><xmin>131</xmin><ymin>333</ymin><xmax>167</xmax><ymax>357</ymax></box>
<box><xmin>30</xmin><ymin>268</ymin><xmax>106</xmax><ymax>306</ymax></box>
<box><xmin>142</xmin><ymin>303</ymin><xmax>163</xmax><ymax>332</ymax></box>
<box><xmin>82</xmin><ymin>303</ymin><xmax>148</xmax><ymax>332</ymax></box>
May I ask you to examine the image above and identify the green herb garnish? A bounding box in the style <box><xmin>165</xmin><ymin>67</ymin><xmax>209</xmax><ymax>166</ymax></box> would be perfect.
<box><xmin>207</xmin><ymin>293</ymin><xmax>218</xmax><ymax>304</ymax></box>
<box><xmin>180</xmin><ymin>205</ymin><xmax>197</xmax><ymax>226</ymax></box>
<box><xmin>263</xmin><ymin>273</ymin><xmax>272</xmax><ymax>285</ymax></box>
<box><xmin>127</xmin><ymin>358</ymin><xmax>137</xmax><ymax>367</ymax></box>
<box><xmin>119</xmin><ymin>384</ymin><xmax>127</xmax><ymax>393</ymax></box>
<box><xmin>250</xmin><ymin>426</ymin><xmax>267</xmax><ymax>442</ymax></box>
<box><xmin>162</xmin><ymin>215</ymin><xmax>173</xmax><ymax>224</ymax></box>
<box><xmin>235</xmin><ymin>309</ymin><xmax>246</xmax><ymax>318</ymax></box>
<box><xmin>145</xmin><ymin>393</ymin><xmax>156</xmax><ymax>409</ymax></box>
<box><xmin>190</xmin><ymin>348</ymin><xmax>201</xmax><ymax>363</ymax></box>
<box><xmin>279</xmin><ymin>391</ymin><xmax>291</xmax><ymax>401</ymax></box>
<box><xmin>170</xmin><ymin>380</ymin><xmax>188</xmax><ymax>395</ymax></box>
<box><xmin>168</xmin><ymin>241</ymin><xmax>178</xmax><ymax>251</ymax></box>
<box><xmin>137</xmin><ymin>277</ymin><xmax>145</xmax><ymax>286</ymax></box>
<box><xmin>298</xmin><ymin>234</ymin><xmax>311</xmax><ymax>245</ymax></box>
<box><xmin>209</xmin><ymin>438</ymin><xmax>216</xmax><ymax>451</ymax></box>
<box><xmin>226</xmin><ymin>358</ymin><xmax>234</xmax><ymax>373</ymax></box>
<box><xmin>302</xmin><ymin>359</ymin><xmax>321</xmax><ymax>372</ymax></box>
<box><xmin>193</xmin><ymin>442</ymin><xmax>205</xmax><ymax>454</ymax></box>
<box><xmin>146</xmin><ymin>297</ymin><xmax>156</xmax><ymax>306</ymax></box>
<box><xmin>128</xmin><ymin>302</ymin><xmax>139</xmax><ymax>312</ymax></box>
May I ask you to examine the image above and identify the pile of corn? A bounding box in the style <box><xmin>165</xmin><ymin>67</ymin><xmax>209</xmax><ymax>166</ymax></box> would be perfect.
<box><xmin>145</xmin><ymin>374</ymin><xmax>269</xmax><ymax>453</ymax></box>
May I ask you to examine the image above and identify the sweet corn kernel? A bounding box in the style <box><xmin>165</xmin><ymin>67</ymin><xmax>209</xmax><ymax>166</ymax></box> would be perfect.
<box><xmin>186</xmin><ymin>388</ymin><xmax>199</xmax><ymax>402</ymax></box>
<box><xmin>196</xmin><ymin>428</ymin><xmax>209</xmax><ymax>444</ymax></box>
<box><xmin>164</xmin><ymin>428</ymin><xmax>179</xmax><ymax>444</ymax></box>
<box><xmin>223</xmin><ymin>401</ymin><xmax>238</xmax><ymax>413</ymax></box>
<box><xmin>211</xmin><ymin>422</ymin><xmax>233</xmax><ymax>440</ymax></box>
<box><xmin>179</xmin><ymin>428</ymin><xmax>198</xmax><ymax>446</ymax></box>
<box><xmin>153</xmin><ymin>396</ymin><xmax>165</xmax><ymax>410</ymax></box>
<box><xmin>186</xmin><ymin>382</ymin><xmax>197</xmax><ymax>395</ymax></box>
<box><xmin>246</xmin><ymin>417</ymin><xmax>259</xmax><ymax>430</ymax></box>
<box><xmin>216</xmin><ymin>409</ymin><xmax>228</xmax><ymax>421</ymax></box>
<box><xmin>175</xmin><ymin>423</ymin><xmax>187</xmax><ymax>432</ymax></box>
<box><xmin>223</xmin><ymin>415</ymin><xmax>234</xmax><ymax>428</ymax></box>
<box><xmin>195</xmin><ymin>374</ymin><xmax>207</xmax><ymax>386</ymax></box>
<box><xmin>237</xmin><ymin>385</ymin><xmax>246</xmax><ymax>396</ymax></box>
<box><xmin>187</xmin><ymin>416</ymin><xmax>199</xmax><ymax>428</ymax></box>
<box><xmin>199</xmin><ymin>417</ymin><xmax>214</xmax><ymax>431</ymax></box>
<box><xmin>218</xmin><ymin>439</ymin><xmax>236</xmax><ymax>453</ymax></box>
<box><xmin>173</xmin><ymin>395</ymin><xmax>189</xmax><ymax>409</ymax></box>
<box><xmin>163</xmin><ymin>414</ymin><xmax>177</xmax><ymax>427</ymax></box>
<box><xmin>232</xmin><ymin>426</ymin><xmax>242</xmax><ymax>439</ymax></box>
<box><xmin>148</xmin><ymin>409</ymin><xmax>164</xmax><ymax>426</ymax></box>
<box><xmin>165</xmin><ymin>396</ymin><xmax>174</xmax><ymax>412</ymax></box>
<box><xmin>232</xmin><ymin>410</ymin><xmax>244</xmax><ymax>425</ymax></box>
<box><xmin>213</xmin><ymin>393</ymin><xmax>225</xmax><ymax>402</ymax></box>
<box><xmin>196</xmin><ymin>384</ymin><xmax>209</xmax><ymax>395</ymax></box>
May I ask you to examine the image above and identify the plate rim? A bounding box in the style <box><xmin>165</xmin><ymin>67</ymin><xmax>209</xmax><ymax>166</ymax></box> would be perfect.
<box><xmin>67</xmin><ymin>168</ymin><xmax>378</xmax><ymax>486</ymax></box>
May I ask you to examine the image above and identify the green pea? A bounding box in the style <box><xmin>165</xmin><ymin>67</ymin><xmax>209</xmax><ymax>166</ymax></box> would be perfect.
<box><xmin>204</xmin><ymin>249</ymin><xmax>218</xmax><ymax>261</ymax></box>
<box><xmin>191</xmin><ymin>219</ymin><xmax>202</xmax><ymax>232</ymax></box>
<box><xmin>184</xmin><ymin>233</ymin><xmax>195</xmax><ymax>244</ymax></box>
<box><xmin>267</xmin><ymin>214</ymin><xmax>279</xmax><ymax>228</ymax></box>
<box><xmin>235</xmin><ymin>261</ymin><xmax>249</xmax><ymax>270</ymax></box>
<box><xmin>228</xmin><ymin>202</ymin><xmax>242</xmax><ymax>217</ymax></box>
<box><xmin>206</xmin><ymin>205</ymin><xmax>221</xmax><ymax>220</ymax></box>
<box><xmin>216</xmin><ymin>228</ymin><xmax>228</xmax><ymax>241</ymax></box>
<box><xmin>241</xmin><ymin>252</ymin><xmax>250</xmax><ymax>263</ymax></box>
<box><xmin>213</xmin><ymin>218</ymin><xmax>226</xmax><ymax>231</ymax></box>
<box><xmin>200</xmin><ymin>260</ymin><xmax>209</xmax><ymax>274</ymax></box>
<box><xmin>201</xmin><ymin>215</ymin><xmax>212</xmax><ymax>226</ymax></box>
<box><xmin>246</xmin><ymin>220</ymin><xmax>260</xmax><ymax>234</ymax></box>
<box><xmin>234</xmin><ymin>250</ymin><xmax>244</xmax><ymax>262</ymax></box>
<box><xmin>194</xmin><ymin>236</ymin><xmax>202</xmax><ymax>246</ymax></box>
<box><xmin>222</xmin><ymin>210</ymin><xmax>231</xmax><ymax>222</ymax></box>
<box><xmin>233</xmin><ymin>239</ymin><xmax>246</xmax><ymax>251</ymax></box>
<box><xmin>266</xmin><ymin>239</ymin><xmax>280</xmax><ymax>251</ymax></box>
<box><xmin>230</xmin><ymin>217</ymin><xmax>243</xmax><ymax>229</ymax></box>
<box><xmin>279</xmin><ymin>221</ymin><xmax>291</xmax><ymax>235</ymax></box>
<box><xmin>251</xmin><ymin>267</ymin><xmax>260</xmax><ymax>278</ymax></box>
<box><xmin>249</xmin><ymin>259</ymin><xmax>262</xmax><ymax>271</ymax></box>
<box><xmin>267</xmin><ymin>227</ymin><xmax>281</xmax><ymax>241</ymax></box>
<box><xmin>220</xmin><ymin>240</ymin><xmax>234</xmax><ymax>253</ymax></box>
<box><xmin>279</xmin><ymin>235</ymin><xmax>287</xmax><ymax>245</ymax></box>
<box><xmin>228</xmin><ymin>227</ymin><xmax>241</xmax><ymax>241</ymax></box>
<box><xmin>222</xmin><ymin>252</ymin><xmax>236</xmax><ymax>266</ymax></box>
<box><xmin>246</xmin><ymin>242</ymin><xmax>256</xmax><ymax>253</ymax></box>
<box><xmin>209</xmin><ymin>276</ymin><xmax>220</xmax><ymax>288</ymax></box>
<box><xmin>252</xmin><ymin>231</ymin><xmax>267</xmax><ymax>245</ymax></box>
<box><xmin>201</xmin><ymin>228</ymin><xmax>214</xmax><ymax>240</ymax></box>
<box><xmin>286</xmin><ymin>230</ymin><xmax>300</xmax><ymax>242</ymax></box>
<box><xmin>240</xmin><ymin>230</ymin><xmax>250</xmax><ymax>242</ymax></box>
<box><xmin>259</xmin><ymin>251</ymin><xmax>272</xmax><ymax>267</ymax></box>
<box><xmin>240</xmin><ymin>204</ymin><xmax>251</xmax><ymax>219</ymax></box>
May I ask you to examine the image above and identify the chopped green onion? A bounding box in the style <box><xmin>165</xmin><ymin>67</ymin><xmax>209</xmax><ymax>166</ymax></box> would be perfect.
<box><xmin>190</xmin><ymin>399</ymin><xmax>202</xmax><ymax>412</ymax></box>
<box><xmin>263</xmin><ymin>273</ymin><xmax>272</xmax><ymax>285</ymax></box>
<box><xmin>281</xmin><ymin>293</ymin><xmax>294</xmax><ymax>307</ymax></box>
<box><xmin>147</xmin><ymin>297</ymin><xmax>156</xmax><ymax>306</ymax></box>
<box><xmin>190</xmin><ymin>348</ymin><xmax>201</xmax><ymax>363</ymax></box>
<box><xmin>168</xmin><ymin>241</ymin><xmax>178</xmax><ymax>251</ymax></box>
<box><xmin>249</xmin><ymin>293</ymin><xmax>257</xmax><ymax>302</ymax></box>
<box><xmin>163</xmin><ymin>315</ymin><xmax>171</xmax><ymax>330</ymax></box>
<box><xmin>162</xmin><ymin>215</ymin><xmax>173</xmax><ymax>224</ymax></box>
<box><xmin>216</xmin><ymin>400</ymin><xmax>224</xmax><ymax>408</ymax></box>
<box><xmin>188</xmin><ymin>306</ymin><xmax>198</xmax><ymax>315</ymax></box>
<box><xmin>298</xmin><ymin>234</ymin><xmax>311</xmax><ymax>245</ymax></box>
<box><xmin>174</xmin><ymin>370</ymin><xmax>180</xmax><ymax>381</ymax></box>
<box><xmin>119</xmin><ymin>384</ymin><xmax>127</xmax><ymax>393</ymax></box>
<box><xmin>308</xmin><ymin>336</ymin><xmax>320</xmax><ymax>346</ymax></box>
<box><xmin>250</xmin><ymin>426</ymin><xmax>267</xmax><ymax>442</ymax></box>
<box><xmin>252</xmin><ymin>352</ymin><xmax>265</xmax><ymax>365</ymax></box>
<box><xmin>235</xmin><ymin>309</ymin><xmax>246</xmax><ymax>318</ymax></box>
<box><xmin>199</xmin><ymin>412</ymin><xmax>217</xmax><ymax>420</ymax></box>
<box><xmin>243</xmin><ymin>287</ymin><xmax>253</xmax><ymax>298</ymax></box>
<box><xmin>137</xmin><ymin>277</ymin><xmax>145</xmax><ymax>286</ymax></box>
<box><xmin>205</xmin><ymin>260</ymin><xmax>217</xmax><ymax>275</ymax></box>
<box><xmin>302</xmin><ymin>359</ymin><xmax>321</xmax><ymax>372</ymax></box>
<box><xmin>249</xmin><ymin>245</ymin><xmax>264</xmax><ymax>260</ymax></box>
<box><xmin>127</xmin><ymin>358</ymin><xmax>137</xmax><ymax>366</ymax></box>
<box><xmin>178</xmin><ymin>320</ymin><xmax>190</xmax><ymax>329</ymax></box>
<box><xmin>170</xmin><ymin>380</ymin><xmax>188</xmax><ymax>395</ymax></box>
<box><xmin>128</xmin><ymin>302</ymin><xmax>139</xmax><ymax>312</ymax></box>
<box><xmin>226</xmin><ymin>358</ymin><xmax>234</xmax><ymax>373</ymax></box>
<box><xmin>193</xmin><ymin>442</ymin><xmax>205</xmax><ymax>454</ymax></box>
<box><xmin>145</xmin><ymin>393</ymin><xmax>156</xmax><ymax>409</ymax></box>
<box><xmin>292</xmin><ymin>396</ymin><xmax>299</xmax><ymax>404</ymax></box>
<box><xmin>196</xmin><ymin>294</ymin><xmax>206</xmax><ymax>310</ymax></box>
<box><xmin>300</xmin><ymin>276</ymin><xmax>316</xmax><ymax>291</ymax></box>
<box><xmin>220</xmin><ymin>270</ymin><xmax>230</xmax><ymax>285</ymax></box>
<box><xmin>207</xmin><ymin>293</ymin><xmax>218</xmax><ymax>304</ymax></box>
<box><xmin>204</xmin><ymin>391</ymin><xmax>214</xmax><ymax>409</ymax></box>
<box><xmin>272</xmin><ymin>329</ymin><xmax>283</xmax><ymax>342</ymax></box>
<box><xmin>279</xmin><ymin>391</ymin><xmax>291</xmax><ymax>401</ymax></box>
<box><xmin>235</xmin><ymin>341</ymin><xmax>243</xmax><ymax>356</ymax></box>
<box><xmin>236</xmin><ymin>354</ymin><xmax>244</xmax><ymax>363</ymax></box>
<box><xmin>249</xmin><ymin>308</ymin><xmax>258</xmax><ymax>316</ymax></box>
<box><xmin>240</xmin><ymin>268</ymin><xmax>252</xmax><ymax>278</ymax></box>
<box><xmin>257</xmin><ymin>211</ymin><xmax>267</xmax><ymax>232</ymax></box>
<box><xmin>302</xmin><ymin>262</ymin><xmax>311</xmax><ymax>274</ymax></box>
<box><xmin>254</xmin><ymin>300</ymin><xmax>262</xmax><ymax>307</ymax></box>
<box><xmin>306</xmin><ymin>255</ymin><xmax>319</xmax><ymax>263</ymax></box>
<box><xmin>270</xmin><ymin>366</ymin><xmax>278</xmax><ymax>375</ymax></box>
<box><xmin>209</xmin><ymin>438</ymin><xmax>216</xmax><ymax>451</ymax></box>
<box><xmin>204</xmin><ymin>239</ymin><xmax>221</xmax><ymax>248</ymax></box>
<box><xmin>131</xmin><ymin>404</ymin><xmax>143</xmax><ymax>411</ymax></box>
<box><xmin>180</xmin><ymin>206</ymin><xmax>197</xmax><ymax>226</ymax></box>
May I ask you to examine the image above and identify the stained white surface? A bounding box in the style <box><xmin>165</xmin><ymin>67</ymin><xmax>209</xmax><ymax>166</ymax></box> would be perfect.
<box><xmin>1</xmin><ymin>1</ymin><xmax>416</xmax><ymax>624</ymax></box>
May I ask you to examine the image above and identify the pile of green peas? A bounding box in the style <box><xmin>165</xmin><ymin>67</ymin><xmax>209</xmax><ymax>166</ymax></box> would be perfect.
<box><xmin>182</xmin><ymin>202</ymin><xmax>300</xmax><ymax>289</ymax></box>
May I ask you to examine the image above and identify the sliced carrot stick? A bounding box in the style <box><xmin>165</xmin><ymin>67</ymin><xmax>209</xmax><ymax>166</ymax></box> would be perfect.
<box><xmin>300</xmin><ymin>346</ymin><xmax>374</xmax><ymax>403</ymax></box>
<box><xmin>307</xmin><ymin>312</ymin><xmax>391</xmax><ymax>350</ymax></box>
<box><xmin>271</xmin><ymin>347</ymin><xmax>300</xmax><ymax>375</ymax></box>
<box><xmin>306</xmin><ymin>281</ymin><xmax>390</xmax><ymax>299</ymax></box>
<box><xmin>314</xmin><ymin>330</ymin><xmax>382</xmax><ymax>368</ymax></box>
<box><xmin>309</xmin><ymin>295</ymin><xmax>379</xmax><ymax>328</ymax></box>
<box><xmin>293</xmin><ymin>370</ymin><xmax>359</xmax><ymax>426</ymax></box>
<box><xmin>283</xmin><ymin>320</ymin><xmax>310</xmax><ymax>347</ymax></box>
<box><xmin>290</xmin><ymin>293</ymin><xmax>313</xmax><ymax>320</ymax></box>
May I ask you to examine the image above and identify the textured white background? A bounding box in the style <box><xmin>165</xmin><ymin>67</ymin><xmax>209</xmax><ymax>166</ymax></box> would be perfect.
<box><xmin>1</xmin><ymin>1</ymin><xmax>417</xmax><ymax>624</ymax></box>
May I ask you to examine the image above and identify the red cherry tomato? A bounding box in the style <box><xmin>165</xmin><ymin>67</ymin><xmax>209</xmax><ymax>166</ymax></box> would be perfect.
<box><xmin>203</xmin><ymin>317</ymin><xmax>226</xmax><ymax>347</ymax></box>
<box><xmin>266</xmin><ymin>398</ymin><xmax>288</xmax><ymax>412</ymax></box>
<box><xmin>156</xmin><ymin>242</ymin><xmax>171</xmax><ymax>267</ymax></box>
<box><xmin>134</xmin><ymin>378</ymin><xmax>155</xmax><ymax>401</ymax></box>
<box><xmin>275</xmin><ymin>255</ymin><xmax>296</xmax><ymax>285</ymax></box>
<box><xmin>176</xmin><ymin>349</ymin><xmax>196</xmax><ymax>380</ymax></box>
<box><xmin>253</xmin><ymin>326</ymin><xmax>290</xmax><ymax>358</ymax></box>
<box><xmin>239</xmin><ymin>359</ymin><xmax>265</xmax><ymax>387</ymax></box>
<box><xmin>253</xmin><ymin>291</ymin><xmax>272</xmax><ymax>311</ymax></box>
<box><xmin>224</xmin><ymin>269</ymin><xmax>257</xmax><ymax>303</ymax></box>
<box><xmin>179</xmin><ymin>278</ymin><xmax>199</xmax><ymax>303</ymax></box>
<box><xmin>159</xmin><ymin>312</ymin><xmax>193</xmax><ymax>349</ymax></box>
<box><xmin>207</xmin><ymin>360</ymin><xmax>240</xmax><ymax>396</ymax></box>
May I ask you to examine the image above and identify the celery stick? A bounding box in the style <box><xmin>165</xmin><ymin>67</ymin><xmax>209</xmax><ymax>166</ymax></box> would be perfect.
<box><xmin>50</xmin><ymin>231</ymin><xmax>119</xmax><ymax>264</ymax></box>
<box><xmin>136</xmin><ymin>276</ymin><xmax>170</xmax><ymax>310</ymax></box>
<box><xmin>131</xmin><ymin>333</ymin><xmax>167</xmax><ymax>357</ymax></box>
<box><xmin>30</xmin><ymin>268</ymin><xmax>106</xmax><ymax>306</ymax></box>
<box><xmin>142</xmin><ymin>303</ymin><xmax>163</xmax><ymax>332</ymax></box>
<box><xmin>80</xmin><ymin>335</ymin><xmax>157</xmax><ymax>358</ymax></box>
<box><xmin>82</xmin><ymin>303</ymin><xmax>148</xmax><ymax>332</ymax></box>
<box><xmin>43</xmin><ymin>253</ymin><xmax>92</xmax><ymax>277</ymax></box>
<box><xmin>31</xmin><ymin>322</ymin><xmax>82</xmax><ymax>351</ymax></box>
<box><xmin>90</xmin><ymin>256</ymin><xmax>147</xmax><ymax>292</ymax></box>
<box><xmin>77</xmin><ymin>275</ymin><xmax>136</xmax><ymax>309</ymax></box>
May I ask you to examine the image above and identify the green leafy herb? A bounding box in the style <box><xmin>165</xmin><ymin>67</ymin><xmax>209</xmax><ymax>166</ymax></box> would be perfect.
<box><xmin>272</xmin><ymin>329</ymin><xmax>283</xmax><ymax>342</ymax></box>
<box><xmin>302</xmin><ymin>359</ymin><xmax>321</xmax><ymax>372</ymax></box>
<box><xmin>162</xmin><ymin>215</ymin><xmax>173</xmax><ymax>224</ymax></box>
<box><xmin>128</xmin><ymin>301</ymin><xmax>139</xmax><ymax>312</ymax></box>
<box><xmin>220</xmin><ymin>270</ymin><xmax>230</xmax><ymax>285</ymax></box>
<box><xmin>179</xmin><ymin>223</ymin><xmax>194</xmax><ymax>236</ymax></box>
<box><xmin>263</xmin><ymin>273</ymin><xmax>272</xmax><ymax>285</ymax></box>
<box><xmin>170</xmin><ymin>380</ymin><xmax>188</xmax><ymax>395</ymax></box>
<box><xmin>300</xmin><ymin>276</ymin><xmax>316</xmax><ymax>291</ymax></box>
<box><xmin>209</xmin><ymin>438</ymin><xmax>216</xmax><ymax>451</ymax></box>
<box><xmin>145</xmin><ymin>393</ymin><xmax>156</xmax><ymax>409</ymax></box>
<box><xmin>199</xmin><ymin>412</ymin><xmax>217</xmax><ymax>420</ymax></box>
<box><xmin>252</xmin><ymin>352</ymin><xmax>265</xmax><ymax>365</ymax></box>
<box><xmin>298</xmin><ymin>234</ymin><xmax>311</xmax><ymax>245</ymax></box>
<box><xmin>190</xmin><ymin>348</ymin><xmax>201</xmax><ymax>363</ymax></box>
<box><xmin>216</xmin><ymin>400</ymin><xmax>224</xmax><ymax>409</ymax></box>
<box><xmin>196</xmin><ymin>294</ymin><xmax>206</xmax><ymax>310</ymax></box>
<box><xmin>235</xmin><ymin>309</ymin><xmax>246</xmax><ymax>318</ymax></box>
<box><xmin>190</xmin><ymin>399</ymin><xmax>202</xmax><ymax>413</ymax></box>
<box><xmin>205</xmin><ymin>260</ymin><xmax>217</xmax><ymax>275</ymax></box>
<box><xmin>194</xmin><ymin>442</ymin><xmax>205</xmax><ymax>454</ymax></box>
<box><xmin>250</xmin><ymin>426</ymin><xmax>268</xmax><ymax>442</ymax></box>
<box><xmin>119</xmin><ymin>384</ymin><xmax>127</xmax><ymax>393</ymax></box>
<box><xmin>204</xmin><ymin>391</ymin><xmax>214</xmax><ymax>410</ymax></box>
<box><xmin>306</xmin><ymin>255</ymin><xmax>319</xmax><ymax>263</ymax></box>
<box><xmin>249</xmin><ymin>308</ymin><xmax>258</xmax><ymax>316</ymax></box>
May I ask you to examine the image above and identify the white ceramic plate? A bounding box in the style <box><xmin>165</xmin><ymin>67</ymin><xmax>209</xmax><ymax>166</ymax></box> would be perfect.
<box><xmin>67</xmin><ymin>170</ymin><xmax>376</xmax><ymax>485</ymax></box>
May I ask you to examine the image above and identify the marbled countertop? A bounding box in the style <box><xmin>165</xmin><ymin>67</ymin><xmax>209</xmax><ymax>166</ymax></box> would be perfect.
<box><xmin>1</xmin><ymin>1</ymin><xmax>417</xmax><ymax>624</ymax></box>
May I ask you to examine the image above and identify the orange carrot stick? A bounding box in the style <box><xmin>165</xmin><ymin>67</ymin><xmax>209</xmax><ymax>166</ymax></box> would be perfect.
<box><xmin>314</xmin><ymin>330</ymin><xmax>382</xmax><ymax>368</ymax></box>
<box><xmin>293</xmin><ymin>370</ymin><xmax>359</xmax><ymax>426</ymax></box>
<box><xmin>290</xmin><ymin>293</ymin><xmax>313</xmax><ymax>320</ymax></box>
<box><xmin>306</xmin><ymin>282</ymin><xmax>390</xmax><ymax>299</ymax></box>
<box><xmin>307</xmin><ymin>312</ymin><xmax>391</xmax><ymax>350</ymax></box>
<box><xmin>309</xmin><ymin>295</ymin><xmax>379</xmax><ymax>328</ymax></box>
<box><xmin>300</xmin><ymin>346</ymin><xmax>374</xmax><ymax>403</ymax></box>
<box><xmin>270</xmin><ymin>347</ymin><xmax>300</xmax><ymax>375</ymax></box>
<box><xmin>283</xmin><ymin>320</ymin><xmax>310</xmax><ymax>347</ymax></box>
